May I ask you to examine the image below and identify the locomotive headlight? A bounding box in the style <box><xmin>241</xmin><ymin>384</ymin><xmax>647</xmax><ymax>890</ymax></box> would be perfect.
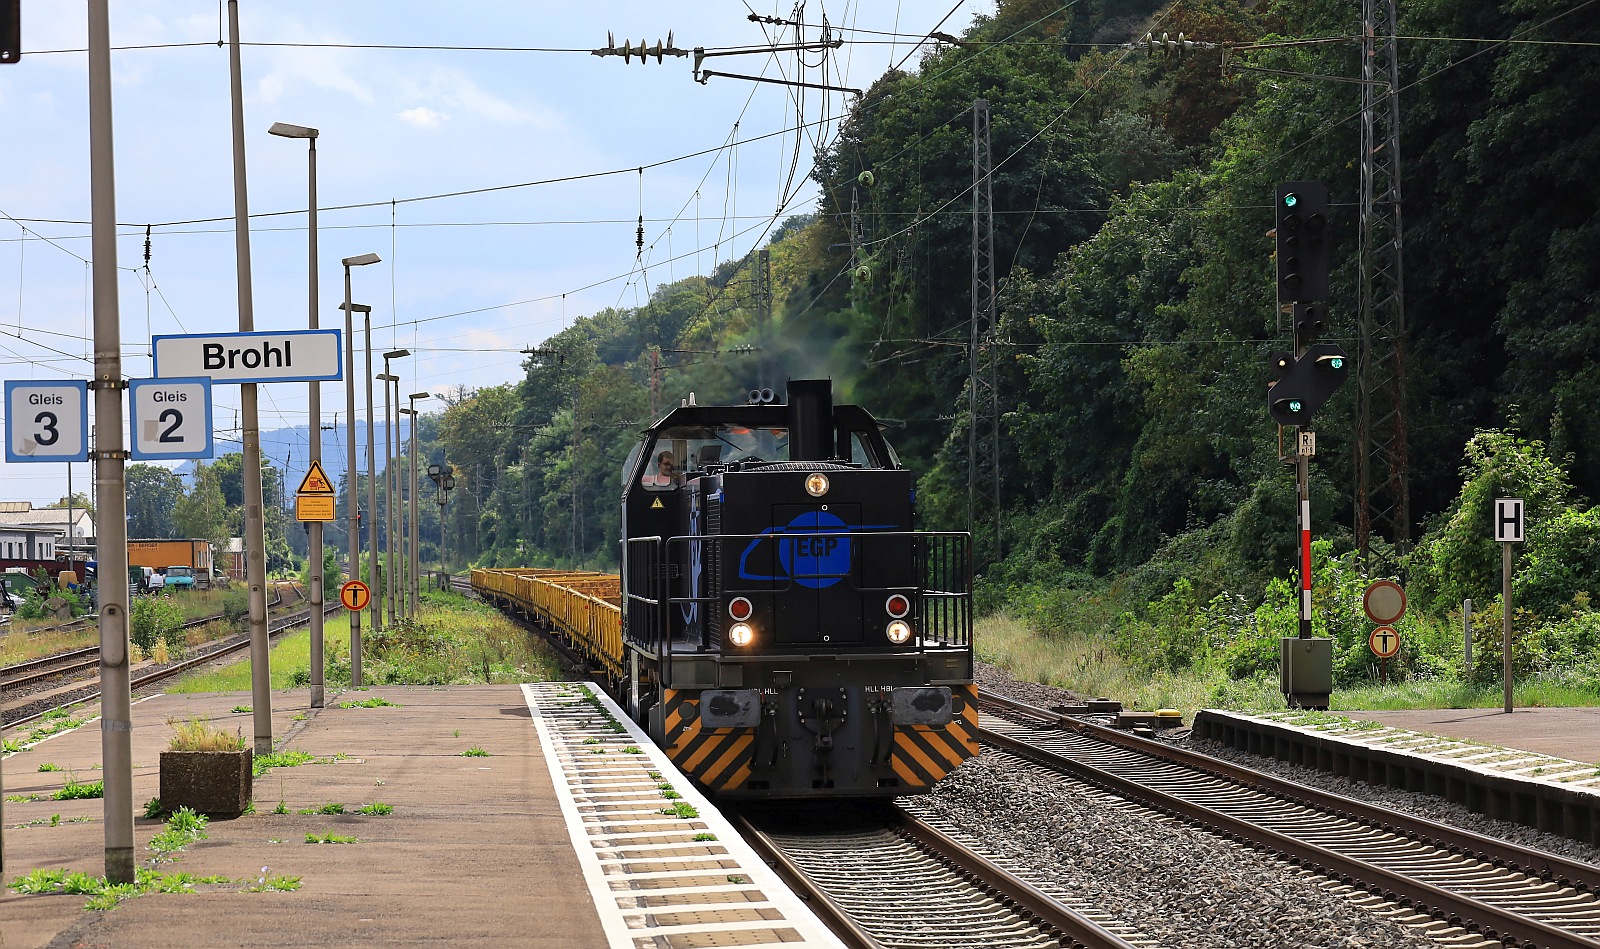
<box><xmin>729</xmin><ymin>622</ymin><xmax>755</xmax><ymax>647</ymax></box>
<box><xmin>804</xmin><ymin>473</ymin><xmax>830</xmax><ymax>497</ymax></box>
<box><xmin>885</xmin><ymin>620</ymin><xmax>912</xmax><ymax>645</ymax></box>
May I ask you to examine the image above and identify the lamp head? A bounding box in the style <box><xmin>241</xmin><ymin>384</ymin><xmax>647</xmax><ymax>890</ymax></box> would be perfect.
<box><xmin>408</xmin><ymin>392</ymin><xmax>431</xmax><ymax>401</ymax></box>
<box><xmin>384</xmin><ymin>349</ymin><xmax>410</xmax><ymax>359</ymax></box>
<box><xmin>339</xmin><ymin>302</ymin><xmax>371</xmax><ymax>314</ymax></box>
<box><xmin>341</xmin><ymin>252</ymin><xmax>382</xmax><ymax>267</ymax></box>
<box><xmin>375</xmin><ymin>373</ymin><xmax>398</xmax><ymax>382</ymax></box>
<box><xmin>268</xmin><ymin>122</ymin><xmax>318</xmax><ymax>139</ymax></box>
<box><xmin>398</xmin><ymin>408</ymin><xmax>415</xmax><ymax>416</ymax></box>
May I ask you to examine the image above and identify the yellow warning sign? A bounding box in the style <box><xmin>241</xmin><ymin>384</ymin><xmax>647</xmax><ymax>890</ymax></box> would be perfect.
<box><xmin>297</xmin><ymin>459</ymin><xmax>336</xmax><ymax>495</ymax></box>
<box><xmin>650</xmin><ymin>498</ymin><xmax>664</xmax><ymax>509</ymax></box>
<box><xmin>295</xmin><ymin>494</ymin><xmax>336</xmax><ymax>522</ymax></box>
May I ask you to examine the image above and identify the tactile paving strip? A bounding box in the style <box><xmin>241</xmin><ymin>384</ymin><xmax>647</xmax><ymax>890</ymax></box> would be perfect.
<box><xmin>522</xmin><ymin>682</ymin><xmax>846</xmax><ymax>949</ymax></box>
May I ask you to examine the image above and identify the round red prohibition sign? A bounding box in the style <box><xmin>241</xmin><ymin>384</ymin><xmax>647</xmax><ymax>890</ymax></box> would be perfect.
<box><xmin>1363</xmin><ymin>579</ymin><xmax>1407</xmax><ymax>625</ymax></box>
<box><xmin>1368</xmin><ymin>624</ymin><xmax>1401</xmax><ymax>659</ymax></box>
<box><xmin>340</xmin><ymin>579</ymin><xmax>371</xmax><ymax>612</ymax></box>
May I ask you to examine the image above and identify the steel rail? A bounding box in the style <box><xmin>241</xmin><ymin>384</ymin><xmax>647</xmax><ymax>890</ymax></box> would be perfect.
<box><xmin>979</xmin><ymin>719</ymin><xmax>1599</xmax><ymax>949</ymax></box>
<box><xmin>979</xmin><ymin>689</ymin><xmax>1600</xmax><ymax>894</ymax></box>
<box><xmin>3</xmin><ymin>601</ymin><xmax>340</xmax><ymax>734</ymax></box>
<box><xmin>729</xmin><ymin>810</ymin><xmax>886</xmax><ymax>949</ymax></box>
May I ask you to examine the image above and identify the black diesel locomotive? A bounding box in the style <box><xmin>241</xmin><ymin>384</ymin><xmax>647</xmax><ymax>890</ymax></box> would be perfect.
<box><xmin>617</xmin><ymin>379</ymin><xmax>975</xmax><ymax>798</ymax></box>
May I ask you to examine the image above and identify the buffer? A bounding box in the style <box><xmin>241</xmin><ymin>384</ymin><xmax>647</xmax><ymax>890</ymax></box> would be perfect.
<box><xmin>298</xmin><ymin>460</ymin><xmax>336</xmax><ymax>495</ymax></box>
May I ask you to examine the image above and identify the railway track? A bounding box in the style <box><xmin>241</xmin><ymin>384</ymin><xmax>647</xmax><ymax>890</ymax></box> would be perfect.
<box><xmin>1</xmin><ymin>589</ymin><xmax>288</xmax><ymax>692</ymax></box>
<box><xmin>736</xmin><ymin>801</ymin><xmax>1155</xmax><ymax>949</ymax></box>
<box><xmin>4</xmin><ymin>596</ymin><xmax>339</xmax><ymax>732</ymax></box>
<box><xmin>978</xmin><ymin>691</ymin><xmax>1600</xmax><ymax>949</ymax></box>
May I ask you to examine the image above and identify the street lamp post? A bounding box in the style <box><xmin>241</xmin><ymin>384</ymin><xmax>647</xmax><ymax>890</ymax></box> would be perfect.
<box><xmin>363</xmin><ymin>313</ymin><xmax>380</xmax><ymax>638</ymax></box>
<box><xmin>404</xmin><ymin>393</ymin><xmax>431</xmax><ymax>613</ymax></box>
<box><xmin>376</xmin><ymin>368</ymin><xmax>399</xmax><ymax>625</ymax></box>
<box><xmin>381</xmin><ymin>349</ymin><xmax>408</xmax><ymax>622</ymax></box>
<box><xmin>268</xmin><ymin>120</ymin><xmax>323</xmax><ymax>708</ymax></box>
<box><xmin>339</xmin><ymin>253</ymin><xmax>380</xmax><ymax>687</ymax></box>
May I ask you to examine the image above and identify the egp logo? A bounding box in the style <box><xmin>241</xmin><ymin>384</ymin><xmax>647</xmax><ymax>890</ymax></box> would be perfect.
<box><xmin>740</xmin><ymin>511</ymin><xmax>854</xmax><ymax>589</ymax></box>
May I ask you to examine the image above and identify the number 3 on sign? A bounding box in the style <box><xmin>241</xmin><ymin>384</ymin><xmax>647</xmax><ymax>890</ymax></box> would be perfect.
<box><xmin>5</xmin><ymin>380</ymin><xmax>89</xmax><ymax>462</ymax></box>
<box><xmin>129</xmin><ymin>377</ymin><xmax>214</xmax><ymax>460</ymax></box>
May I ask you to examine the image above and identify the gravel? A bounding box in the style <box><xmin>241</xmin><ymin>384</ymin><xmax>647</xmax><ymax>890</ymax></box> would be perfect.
<box><xmin>936</xmin><ymin>663</ymin><xmax>1447</xmax><ymax>948</ymax></box>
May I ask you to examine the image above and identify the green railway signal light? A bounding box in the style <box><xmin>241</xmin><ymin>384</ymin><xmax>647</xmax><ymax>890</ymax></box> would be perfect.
<box><xmin>1275</xmin><ymin>181</ymin><xmax>1329</xmax><ymax>304</ymax></box>
<box><xmin>1267</xmin><ymin>343</ymin><xmax>1350</xmax><ymax>427</ymax></box>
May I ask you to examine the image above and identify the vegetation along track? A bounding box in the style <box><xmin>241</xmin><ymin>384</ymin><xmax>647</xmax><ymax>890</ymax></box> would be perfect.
<box><xmin>1</xmin><ymin>588</ymin><xmax>289</xmax><ymax>693</ymax></box>
<box><xmin>735</xmin><ymin>801</ymin><xmax>1155</xmax><ymax>949</ymax></box>
<box><xmin>978</xmin><ymin>691</ymin><xmax>1600</xmax><ymax>949</ymax></box>
<box><xmin>3</xmin><ymin>598</ymin><xmax>339</xmax><ymax>732</ymax></box>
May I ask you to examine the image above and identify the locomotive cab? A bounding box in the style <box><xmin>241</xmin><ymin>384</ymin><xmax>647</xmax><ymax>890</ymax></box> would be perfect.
<box><xmin>619</xmin><ymin>380</ymin><xmax>976</xmax><ymax>799</ymax></box>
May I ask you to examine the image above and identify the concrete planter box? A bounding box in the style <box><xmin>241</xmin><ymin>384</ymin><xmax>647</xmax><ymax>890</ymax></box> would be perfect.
<box><xmin>159</xmin><ymin>749</ymin><xmax>253</xmax><ymax>818</ymax></box>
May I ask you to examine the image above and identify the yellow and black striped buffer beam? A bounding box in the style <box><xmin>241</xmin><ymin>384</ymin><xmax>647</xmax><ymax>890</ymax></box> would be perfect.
<box><xmin>662</xmin><ymin>689</ymin><xmax>755</xmax><ymax>792</ymax></box>
<box><xmin>890</xmin><ymin>683</ymin><xmax>980</xmax><ymax>790</ymax></box>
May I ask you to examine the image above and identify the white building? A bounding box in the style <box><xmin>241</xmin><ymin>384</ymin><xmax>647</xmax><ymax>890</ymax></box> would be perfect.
<box><xmin>0</xmin><ymin>526</ymin><xmax>63</xmax><ymax>561</ymax></box>
<box><xmin>0</xmin><ymin>501</ymin><xmax>94</xmax><ymax>544</ymax></box>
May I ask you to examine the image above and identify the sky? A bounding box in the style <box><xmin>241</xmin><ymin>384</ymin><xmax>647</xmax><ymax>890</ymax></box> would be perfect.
<box><xmin>0</xmin><ymin>0</ymin><xmax>978</xmax><ymax>506</ymax></box>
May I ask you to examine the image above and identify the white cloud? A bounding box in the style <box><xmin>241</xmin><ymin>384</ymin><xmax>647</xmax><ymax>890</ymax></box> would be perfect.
<box><xmin>398</xmin><ymin>106</ymin><xmax>449</xmax><ymax>129</ymax></box>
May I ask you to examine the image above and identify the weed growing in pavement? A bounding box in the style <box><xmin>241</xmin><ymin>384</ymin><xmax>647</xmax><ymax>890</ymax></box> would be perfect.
<box><xmin>648</xmin><ymin>771</ymin><xmax>662</xmax><ymax>781</ymax></box>
<box><xmin>338</xmin><ymin>697</ymin><xmax>400</xmax><ymax>709</ymax></box>
<box><xmin>231</xmin><ymin>705</ymin><xmax>251</xmax><ymax>713</ymax></box>
<box><xmin>659</xmin><ymin>801</ymin><xmax>699</xmax><ymax>819</ymax></box>
<box><xmin>452</xmin><ymin>728</ymin><xmax>461</xmax><ymax>737</ymax></box>
<box><xmin>692</xmin><ymin>832</ymin><xmax>716</xmax><ymax>841</ymax></box>
<box><xmin>582</xmin><ymin>737</ymin><xmax>600</xmax><ymax>744</ymax></box>
<box><xmin>148</xmin><ymin>808</ymin><xmax>209</xmax><ymax>857</ymax></box>
<box><xmin>622</xmin><ymin>746</ymin><xmax>643</xmax><ymax>755</ymax></box>
<box><xmin>726</xmin><ymin>875</ymin><xmax>746</xmax><ymax>885</ymax></box>
<box><xmin>23</xmin><ymin>708</ymin><xmax>87</xmax><ymax>745</ymax></box>
<box><xmin>2</xmin><ymin>738</ymin><xmax>21</xmax><ymax>754</ymax></box>
<box><xmin>590</xmin><ymin>748</ymin><xmax>606</xmax><ymax>755</ymax></box>
<box><xmin>241</xmin><ymin>800</ymin><xmax>256</xmax><ymax>815</ymax></box>
<box><xmin>246</xmin><ymin>873</ymin><xmax>302</xmax><ymax>891</ymax></box>
<box><xmin>358</xmin><ymin>802</ymin><xmax>393</xmax><ymax>815</ymax></box>
<box><xmin>7</xmin><ymin>793</ymin><xmax>43</xmax><ymax>803</ymax></box>
<box><xmin>305</xmin><ymin>832</ymin><xmax>358</xmax><ymax>844</ymax></box>
<box><xmin>273</xmin><ymin>800</ymin><xmax>290</xmax><ymax>815</ymax></box>
<box><xmin>659</xmin><ymin>788</ymin><xmax>681</xmax><ymax>800</ymax></box>
<box><xmin>143</xmin><ymin>798</ymin><xmax>165</xmax><ymax>819</ymax></box>
<box><xmin>252</xmin><ymin>749</ymin><xmax>316</xmax><ymax>777</ymax></box>
<box><xmin>291</xmin><ymin>712</ymin><xmax>307</xmax><ymax>721</ymax></box>
<box><xmin>297</xmin><ymin>802</ymin><xmax>345</xmax><ymax>815</ymax></box>
<box><xmin>462</xmin><ymin>746</ymin><xmax>489</xmax><ymax>757</ymax></box>
<box><xmin>55</xmin><ymin>778</ymin><xmax>104</xmax><ymax>801</ymax></box>
<box><xmin>37</xmin><ymin>762</ymin><xmax>62</xmax><ymax>772</ymax></box>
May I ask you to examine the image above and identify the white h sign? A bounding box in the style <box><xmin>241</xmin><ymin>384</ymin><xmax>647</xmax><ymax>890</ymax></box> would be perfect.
<box><xmin>1494</xmin><ymin>498</ymin><xmax>1525</xmax><ymax>543</ymax></box>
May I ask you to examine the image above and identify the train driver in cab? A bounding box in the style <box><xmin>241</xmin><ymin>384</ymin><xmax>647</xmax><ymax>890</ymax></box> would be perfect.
<box><xmin>642</xmin><ymin>450</ymin><xmax>678</xmax><ymax>488</ymax></box>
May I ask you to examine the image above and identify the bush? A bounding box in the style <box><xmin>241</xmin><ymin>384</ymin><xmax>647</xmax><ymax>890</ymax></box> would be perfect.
<box><xmin>131</xmin><ymin>596</ymin><xmax>184</xmax><ymax>656</ymax></box>
<box><xmin>166</xmin><ymin>716</ymin><xmax>246</xmax><ymax>752</ymax></box>
<box><xmin>221</xmin><ymin>590</ymin><xmax>250</xmax><ymax>629</ymax></box>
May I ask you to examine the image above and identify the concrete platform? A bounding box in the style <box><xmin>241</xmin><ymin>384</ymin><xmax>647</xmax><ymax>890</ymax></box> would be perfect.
<box><xmin>3</xmin><ymin>682</ymin><xmax>845</xmax><ymax>949</ymax></box>
<box><xmin>1346</xmin><ymin>705</ymin><xmax>1600</xmax><ymax>764</ymax></box>
<box><xmin>1193</xmin><ymin>706</ymin><xmax>1600</xmax><ymax>845</ymax></box>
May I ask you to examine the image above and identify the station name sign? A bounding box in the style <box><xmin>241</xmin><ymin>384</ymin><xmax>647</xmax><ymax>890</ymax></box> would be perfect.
<box><xmin>153</xmin><ymin>329</ymin><xmax>343</xmax><ymax>383</ymax></box>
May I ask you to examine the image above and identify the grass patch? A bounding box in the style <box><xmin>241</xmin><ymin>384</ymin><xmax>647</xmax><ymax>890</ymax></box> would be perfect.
<box><xmin>358</xmin><ymin>802</ymin><xmax>393</xmax><ymax>815</ymax></box>
<box><xmin>167</xmin><ymin>716</ymin><xmax>247</xmax><ymax>752</ymax></box>
<box><xmin>55</xmin><ymin>778</ymin><xmax>105</xmax><ymax>801</ymax></box>
<box><xmin>692</xmin><ymin>832</ymin><xmax>716</xmax><ymax>841</ymax></box>
<box><xmin>338</xmin><ymin>697</ymin><xmax>400</xmax><ymax>709</ymax></box>
<box><xmin>252</xmin><ymin>749</ymin><xmax>317</xmax><ymax>777</ymax></box>
<box><xmin>304</xmin><ymin>832</ymin><xmax>358</xmax><ymax>844</ymax></box>
<box><xmin>246</xmin><ymin>874</ymin><xmax>302</xmax><ymax>891</ymax></box>
<box><xmin>167</xmin><ymin>621</ymin><xmax>331</xmax><ymax>693</ymax></box>
<box><xmin>659</xmin><ymin>801</ymin><xmax>699</xmax><ymax>819</ymax></box>
<box><xmin>297</xmin><ymin>802</ymin><xmax>344</xmax><ymax>815</ymax></box>
<box><xmin>37</xmin><ymin>762</ymin><xmax>62</xmax><ymax>772</ymax></box>
<box><xmin>148</xmin><ymin>807</ymin><xmax>208</xmax><ymax>856</ymax></box>
<box><xmin>462</xmin><ymin>746</ymin><xmax>489</xmax><ymax>757</ymax></box>
<box><xmin>230</xmin><ymin>705</ymin><xmax>251</xmax><ymax>713</ymax></box>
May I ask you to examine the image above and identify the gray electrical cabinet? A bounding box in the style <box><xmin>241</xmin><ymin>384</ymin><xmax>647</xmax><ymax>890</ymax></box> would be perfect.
<box><xmin>1280</xmin><ymin>637</ymin><xmax>1332</xmax><ymax>709</ymax></box>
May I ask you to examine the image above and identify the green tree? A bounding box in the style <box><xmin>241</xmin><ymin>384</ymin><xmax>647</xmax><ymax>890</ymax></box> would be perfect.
<box><xmin>125</xmin><ymin>465</ymin><xmax>184</xmax><ymax>538</ymax></box>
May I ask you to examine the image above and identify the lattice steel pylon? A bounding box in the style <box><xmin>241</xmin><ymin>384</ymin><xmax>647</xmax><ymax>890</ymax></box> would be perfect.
<box><xmin>968</xmin><ymin>99</ymin><xmax>1001</xmax><ymax>557</ymax></box>
<box><xmin>1356</xmin><ymin>0</ymin><xmax>1410</xmax><ymax>565</ymax></box>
